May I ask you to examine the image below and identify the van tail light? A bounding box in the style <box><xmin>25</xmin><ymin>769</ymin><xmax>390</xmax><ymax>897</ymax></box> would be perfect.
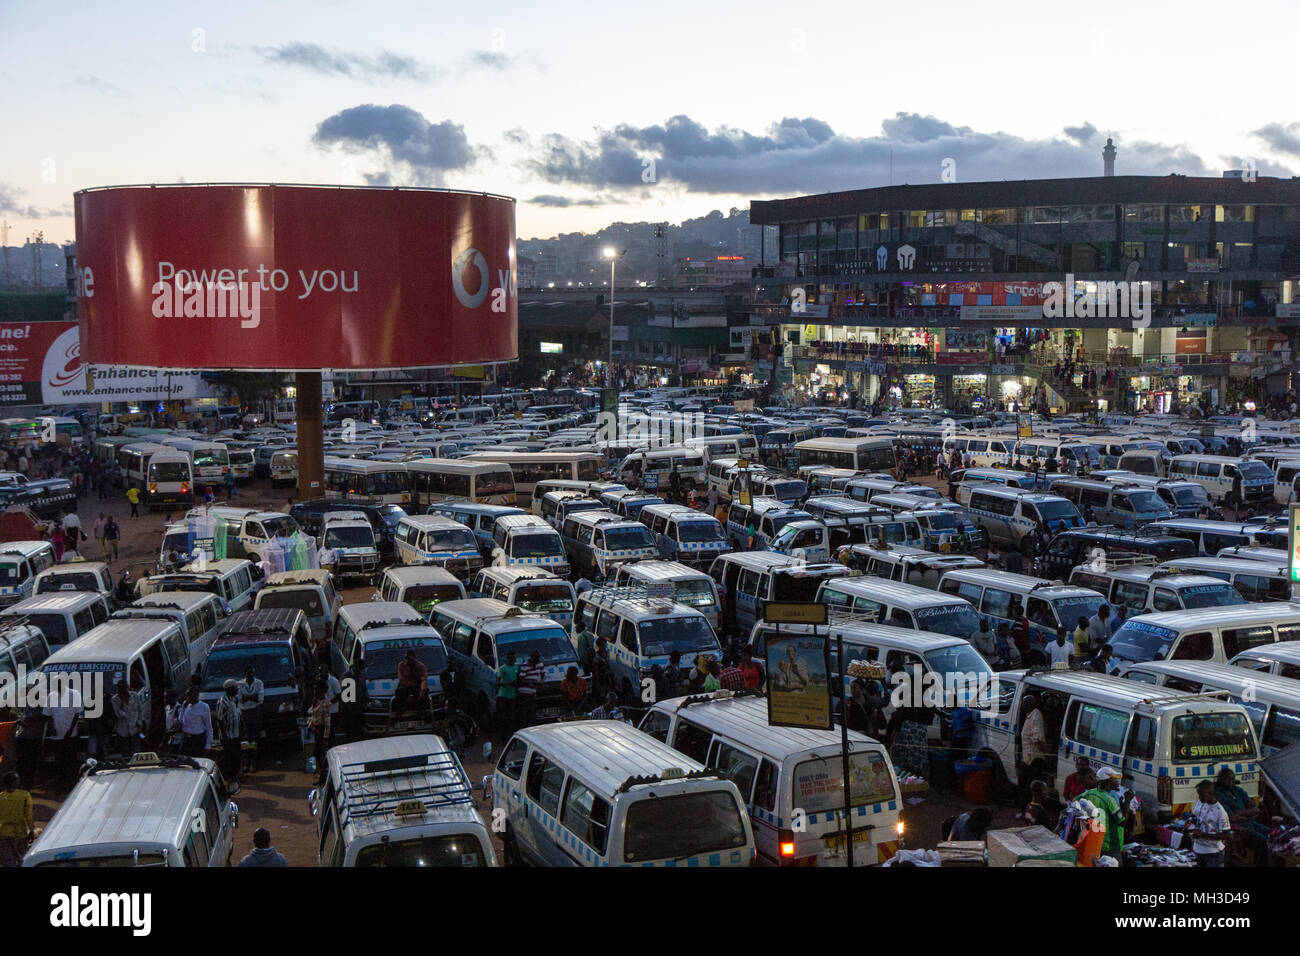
<box><xmin>149</xmin><ymin>483</ymin><xmax>157</xmax><ymax>494</ymax></box>
<box><xmin>181</xmin><ymin>482</ymin><xmax>190</xmax><ymax>494</ymax></box>
<box><xmin>1157</xmin><ymin>775</ymin><xmax>1173</xmax><ymax>806</ymax></box>
<box><xmin>779</xmin><ymin>829</ymin><xmax>797</xmax><ymax>859</ymax></box>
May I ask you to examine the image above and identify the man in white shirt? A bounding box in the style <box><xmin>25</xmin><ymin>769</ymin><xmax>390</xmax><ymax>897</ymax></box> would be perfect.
<box><xmin>238</xmin><ymin>666</ymin><xmax>265</xmax><ymax>772</ymax></box>
<box><xmin>177</xmin><ymin>686</ymin><xmax>213</xmax><ymax>756</ymax></box>
<box><xmin>1019</xmin><ymin>694</ymin><xmax>1051</xmax><ymax>805</ymax></box>
<box><xmin>1189</xmin><ymin>780</ymin><xmax>1231</xmax><ymax>867</ymax></box>
<box><xmin>1047</xmin><ymin>628</ymin><xmax>1073</xmax><ymax>667</ymax></box>
<box><xmin>1087</xmin><ymin>605</ymin><xmax>1112</xmax><ymax>653</ymax></box>
<box><xmin>43</xmin><ymin>682</ymin><xmax>83</xmax><ymax>792</ymax></box>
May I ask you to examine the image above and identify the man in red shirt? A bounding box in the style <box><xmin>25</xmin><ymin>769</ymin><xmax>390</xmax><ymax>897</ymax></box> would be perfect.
<box><xmin>1062</xmin><ymin>756</ymin><xmax>1094</xmax><ymax>802</ymax></box>
<box><xmin>739</xmin><ymin>649</ymin><xmax>765</xmax><ymax>691</ymax></box>
<box><xmin>1010</xmin><ymin>602</ymin><xmax>1031</xmax><ymax>660</ymax></box>
<box><xmin>394</xmin><ymin>649</ymin><xmax>428</xmax><ymax>715</ymax></box>
<box><xmin>719</xmin><ymin>659</ymin><xmax>746</xmax><ymax>692</ymax></box>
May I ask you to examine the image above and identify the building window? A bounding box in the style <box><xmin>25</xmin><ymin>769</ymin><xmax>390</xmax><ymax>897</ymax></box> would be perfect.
<box><xmin>1216</xmin><ymin>205</ymin><xmax>1255</xmax><ymax>223</ymax></box>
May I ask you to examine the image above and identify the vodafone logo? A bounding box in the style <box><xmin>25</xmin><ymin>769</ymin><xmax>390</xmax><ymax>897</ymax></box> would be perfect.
<box><xmin>43</xmin><ymin>326</ymin><xmax>83</xmax><ymax>389</ymax></box>
<box><xmin>451</xmin><ymin>247</ymin><xmax>489</xmax><ymax>309</ymax></box>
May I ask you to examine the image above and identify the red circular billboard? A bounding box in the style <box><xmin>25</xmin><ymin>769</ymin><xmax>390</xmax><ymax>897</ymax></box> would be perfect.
<box><xmin>74</xmin><ymin>184</ymin><xmax>517</xmax><ymax>370</ymax></box>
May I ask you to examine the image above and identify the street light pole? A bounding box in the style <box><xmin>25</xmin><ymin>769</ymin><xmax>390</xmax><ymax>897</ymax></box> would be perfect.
<box><xmin>603</xmin><ymin>246</ymin><xmax>618</xmax><ymax>395</ymax></box>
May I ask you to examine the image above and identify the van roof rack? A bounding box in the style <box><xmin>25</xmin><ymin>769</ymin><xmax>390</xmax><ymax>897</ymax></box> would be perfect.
<box><xmin>360</xmin><ymin>617</ymin><xmax>424</xmax><ymax>629</ymax></box>
<box><xmin>86</xmin><ymin>753</ymin><xmax>203</xmax><ymax>775</ymax></box>
<box><xmin>1137</xmin><ymin>689</ymin><xmax>1232</xmax><ymax>709</ymax></box>
<box><xmin>679</xmin><ymin>688</ymin><xmax>764</xmax><ymax>708</ymax></box>
<box><xmin>616</xmin><ymin>767</ymin><xmax>721</xmax><ymax>793</ymax></box>
<box><xmin>335</xmin><ymin>751</ymin><xmax>474</xmax><ymax>828</ymax></box>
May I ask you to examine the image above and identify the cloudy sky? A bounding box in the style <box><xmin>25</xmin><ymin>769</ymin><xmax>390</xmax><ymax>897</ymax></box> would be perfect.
<box><xmin>3</xmin><ymin>0</ymin><xmax>1298</xmax><ymax>246</ymax></box>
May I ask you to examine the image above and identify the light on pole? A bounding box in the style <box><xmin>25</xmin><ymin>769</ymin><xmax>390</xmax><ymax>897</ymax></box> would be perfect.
<box><xmin>603</xmin><ymin>246</ymin><xmax>618</xmax><ymax>391</ymax></box>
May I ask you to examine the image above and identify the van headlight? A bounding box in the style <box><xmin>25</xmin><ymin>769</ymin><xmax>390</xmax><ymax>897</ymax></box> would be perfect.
<box><xmin>277</xmin><ymin>701</ymin><xmax>297</xmax><ymax>713</ymax></box>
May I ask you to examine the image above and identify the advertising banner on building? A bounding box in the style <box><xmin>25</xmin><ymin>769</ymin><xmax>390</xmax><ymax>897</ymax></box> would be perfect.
<box><xmin>75</xmin><ymin>184</ymin><xmax>518</xmax><ymax>370</ymax></box>
<box><xmin>0</xmin><ymin>321</ymin><xmax>221</xmax><ymax>408</ymax></box>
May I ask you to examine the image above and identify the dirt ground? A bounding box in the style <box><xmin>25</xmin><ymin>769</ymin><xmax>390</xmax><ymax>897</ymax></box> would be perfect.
<box><xmin>24</xmin><ymin>470</ymin><xmax>1021</xmax><ymax>865</ymax></box>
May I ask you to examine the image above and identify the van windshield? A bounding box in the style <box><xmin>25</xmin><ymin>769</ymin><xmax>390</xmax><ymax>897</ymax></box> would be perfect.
<box><xmin>676</xmin><ymin>521</ymin><xmax>727</xmax><ymax>543</ymax></box>
<box><xmin>354</xmin><ymin>834</ymin><xmax>488</xmax><ymax>867</ymax></box>
<box><xmin>638</xmin><ymin>616</ymin><xmax>719</xmax><ymax>658</ymax></box>
<box><xmin>510</xmin><ymin>534</ymin><xmax>563</xmax><ymax>558</ymax></box>
<box><xmin>257</xmin><ymin>589</ymin><xmax>324</xmax><ymax>617</ymax></box>
<box><xmin>1172</xmin><ymin>712</ymin><xmax>1255</xmax><ymax>762</ymax></box>
<box><xmin>365</xmin><ymin>639</ymin><xmax>447</xmax><ymax>679</ymax></box>
<box><xmin>514</xmin><ymin>585</ymin><xmax>572</xmax><ymax>614</ymax></box>
<box><xmin>1125</xmin><ymin>490</ymin><xmax>1168</xmax><ymax>513</ymax></box>
<box><xmin>496</xmin><ymin>627</ymin><xmax>576</xmax><ymax>665</ymax></box>
<box><xmin>325</xmin><ymin>527</ymin><xmax>375</xmax><ymax>549</ymax></box>
<box><xmin>37</xmin><ymin>573</ymin><xmax>101</xmax><ymax>593</ymax></box>
<box><xmin>770</xmin><ymin>480</ymin><xmax>807</xmax><ymax>500</ymax></box>
<box><xmin>203</xmin><ymin>647</ymin><xmax>297</xmax><ymax>690</ymax></box>
<box><xmin>1239</xmin><ymin>461</ymin><xmax>1273</xmax><ymax>482</ymax></box>
<box><xmin>262</xmin><ymin>516</ymin><xmax>298</xmax><ymax>537</ymax></box>
<box><xmin>1051</xmin><ymin>594</ymin><xmax>1104</xmax><ymax>624</ymax></box>
<box><xmin>401</xmin><ymin>585</ymin><xmax>465</xmax><ymax>615</ymax></box>
<box><xmin>913</xmin><ymin>603</ymin><xmax>980</xmax><ymax>640</ymax></box>
<box><xmin>602</xmin><ymin>527</ymin><xmax>655</xmax><ymax>551</ymax></box>
<box><xmin>428</xmin><ymin>529</ymin><xmax>476</xmax><ymax>551</ymax></box>
<box><xmin>1108</xmin><ymin>620</ymin><xmax>1178</xmax><ymax>663</ymax></box>
<box><xmin>794</xmin><ymin>751</ymin><xmax>896</xmax><ymax>814</ymax></box>
<box><xmin>623</xmin><ymin>790</ymin><xmax>748</xmax><ymax>863</ymax></box>
<box><xmin>673</xmin><ymin>580</ymin><xmax>717</xmax><ymax>608</ymax></box>
<box><xmin>1177</xmin><ymin>583</ymin><xmax>1246</xmax><ymax>609</ymax></box>
<box><xmin>21</xmin><ymin>612</ymin><xmax>69</xmax><ymax>645</ymax></box>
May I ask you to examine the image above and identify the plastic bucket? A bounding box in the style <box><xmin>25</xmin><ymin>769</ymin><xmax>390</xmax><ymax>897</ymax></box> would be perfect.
<box><xmin>955</xmin><ymin>756</ymin><xmax>993</xmax><ymax>804</ymax></box>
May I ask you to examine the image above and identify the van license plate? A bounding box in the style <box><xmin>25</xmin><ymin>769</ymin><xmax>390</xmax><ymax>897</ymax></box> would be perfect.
<box><xmin>824</xmin><ymin>829</ymin><xmax>871</xmax><ymax>850</ymax></box>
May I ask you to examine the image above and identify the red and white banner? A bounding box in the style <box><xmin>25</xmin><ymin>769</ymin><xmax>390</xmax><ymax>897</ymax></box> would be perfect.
<box><xmin>0</xmin><ymin>320</ymin><xmax>221</xmax><ymax>407</ymax></box>
<box><xmin>75</xmin><ymin>185</ymin><xmax>518</xmax><ymax>370</ymax></box>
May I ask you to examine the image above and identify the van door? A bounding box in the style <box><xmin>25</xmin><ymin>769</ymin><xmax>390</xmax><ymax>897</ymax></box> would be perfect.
<box><xmin>523</xmin><ymin>751</ymin><xmax>572</xmax><ymax>866</ymax></box>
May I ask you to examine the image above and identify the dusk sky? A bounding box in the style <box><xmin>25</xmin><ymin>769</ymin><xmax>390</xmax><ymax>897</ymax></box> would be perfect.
<box><xmin>3</xmin><ymin>0</ymin><xmax>1297</xmax><ymax>247</ymax></box>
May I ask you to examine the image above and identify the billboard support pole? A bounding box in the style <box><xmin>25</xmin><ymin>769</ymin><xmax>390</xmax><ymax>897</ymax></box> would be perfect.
<box><xmin>296</xmin><ymin>370</ymin><xmax>323</xmax><ymax>503</ymax></box>
<box><xmin>838</xmin><ymin>632</ymin><xmax>854</xmax><ymax>868</ymax></box>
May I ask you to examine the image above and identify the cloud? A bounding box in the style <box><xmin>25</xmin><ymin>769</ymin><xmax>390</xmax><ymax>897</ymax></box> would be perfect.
<box><xmin>313</xmin><ymin>104</ymin><xmax>482</xmax><ymax>185</ymax></box>
<box><xmin>471</xmin><ymin>50</ymin><xmax>510</xmax><ymax>70</ymax></box>
<box><xmin>256</xmin><ymin>43</ymin><xmax>430</xmax><ymax>82</ymax></box>
<box><xmin>1255</xmin><ymin>122</ymin><xmax>1300</xmax><ymax>160</ymax></box>
<box><xmin>524</xmin><ymin>112</ymin><xmax>1233</xmax><ymax>195</ymax></box>
<box><xmin>0</xmin><ymin>183</ymin><xmax>70</xmax><ymax>219</ymax></box>
<box><xmin>528</xmin><ymin>194</ymin><xmax>607</xmax><ymax>208</ymax></box>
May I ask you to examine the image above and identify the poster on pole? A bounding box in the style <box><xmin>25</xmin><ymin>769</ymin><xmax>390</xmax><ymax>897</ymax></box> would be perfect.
<box><xmin>764</xmin><ymin>629</ymin><xmax>832</xmax><ymax>730</ymax></box>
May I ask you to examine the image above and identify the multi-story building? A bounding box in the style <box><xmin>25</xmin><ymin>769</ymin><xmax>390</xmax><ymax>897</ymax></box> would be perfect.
<box><xmin>748</xmin><ymin>162</ymin><xmax>1300</xmax><ymax>413</ymax></box>
<box><xmin>673</xmin><ymin>255</ymin><xmax>750</xmax><ymax>289</ymax></box>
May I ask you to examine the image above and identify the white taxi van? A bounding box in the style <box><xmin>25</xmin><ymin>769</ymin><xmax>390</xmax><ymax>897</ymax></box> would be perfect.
<box><xmin>309</xmin><ymin>734</ymin><xmax>496</xmax><ymax>866</ymax></box>
<box><xmin>24</xmin><ymin>752</ymin><xmax>238</xmax><ymax>867</ymax></box>
<box><xmin>642</xmin><ymin>692</ymin><xmax>903</xmax><ymax>866</ymax></box>
<box><xmin>491</xmin><ymin>720</ymin><xmax>754</xmax><ymax>867</ymax></box>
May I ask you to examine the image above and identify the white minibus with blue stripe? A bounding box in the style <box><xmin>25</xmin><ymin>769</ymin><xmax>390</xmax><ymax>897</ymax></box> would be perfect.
<box><xmin>972</xmin><ymin>669</ymin><xmax>1260</xmax><ymax>825</ymax></box>
<box><xmin>937</xmin><ymin>568</ymin><xmax>1106</xmax><ymax>648</ymax></box>
<box><xmin>470</xmin><ymin>567</ymin><xmax>575</xmax><ymax>628</ymax></box>
<box><xmin>612</xmin><ymin>560</ymin><xmax>721</xmax><ymax>629</ymax></box>
<box><xmin>1117</xmin><ymin>660</ymin><xmax>1300</xmax><ymax>757</ymax></box>
<box><xmin>571</xmin><ymin>587</ymin><xmax>722</xmax><ymax>703</ymax></box>
<box><xmin>491</xmin><ymin>720</ymin><xmax>754</xmax><ymax>867</ymax></box>
<box><xmin>393</xmin><ymin>514</ymin><xmax>484</xmax><ymax>580</ymax></box>
<box><xmin>637</xmin><ymin>503</ymin><xmax>731</xmax><ymax>568</ymax></box>
<box><xmin>332</xmin><ymin>601</ymin><xmax>449</xmax><ymax>735</ymax></box>
<box><xmin>490</xmin><ymin>514</ymin><xmax>570</xmax><ymax>577</ymax></box>
<box><xmin>642</xmin><ymin>692</ymin><xmax>903</xmax><ymax>866</ymax></box>
<box><xmin>559</xmin><ymin>510</ymin><xmax>658</xmax><ymax>581</ymax></box>
<box><xmin>432</xmin><ymin>598</ymin><xmax>581</xmax><ymax>725</ymax></box>
<box><xmin>426</xmin><ymin>502</ymin><xmax>526</xmax><ymax>556</ymax></box>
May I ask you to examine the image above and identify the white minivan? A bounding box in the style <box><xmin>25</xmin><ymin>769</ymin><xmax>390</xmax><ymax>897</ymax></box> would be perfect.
<box><xmin>491</xmin><ymin>720</ymin><xmax>754</xmax><ymax>867</ymax></box>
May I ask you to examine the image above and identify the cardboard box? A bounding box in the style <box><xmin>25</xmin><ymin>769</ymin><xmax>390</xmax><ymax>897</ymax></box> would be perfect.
<box><xmin>1016</xmin><ymin>858</ymin><xmax>1075</xmax><ymax>867</ymax></box>
<box><xmin>937</xmin><ymin>840</ymin><xmax>986</xmax><ymax>867</ymax></box>
<box><xmin>986</xmin><ymin>826</ymin><xmax>1076</xmax><ymax>868</ymax></box>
